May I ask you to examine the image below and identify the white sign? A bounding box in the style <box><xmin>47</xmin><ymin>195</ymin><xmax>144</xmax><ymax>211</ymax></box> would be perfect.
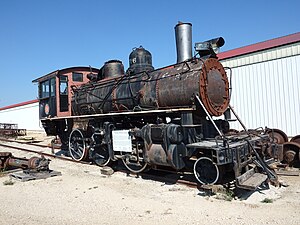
<box><xmin>112</xmin><ymin>130</ymin><xmax>132</xmax><ymax>152</ymax></box>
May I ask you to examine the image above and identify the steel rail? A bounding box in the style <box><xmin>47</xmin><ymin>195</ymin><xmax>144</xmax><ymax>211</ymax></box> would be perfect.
<box><xmin>0</xmin><ymin>137</ymin><xmax>53</xmax><ymax>148</ymax></box>
<box><xmin>0</xmin><ymin>142</ymin><xmax>90</xmax><ymax>165</ymax></box>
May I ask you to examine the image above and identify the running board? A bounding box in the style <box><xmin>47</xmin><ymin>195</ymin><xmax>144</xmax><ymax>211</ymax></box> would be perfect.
<box><xmin>236</xmin><ymin>168</ymin><xmax>268</xmax><ymax>190</ymax></box>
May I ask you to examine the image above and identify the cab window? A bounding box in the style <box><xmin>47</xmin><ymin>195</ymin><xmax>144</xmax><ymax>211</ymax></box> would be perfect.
<box><xmin>50</xmin><ymin>78</ymin><xmax>56</xmax><ymax>97</ymax></box>
<box><xmin>60</xmin><ymin>76</ymin><xmax>68</xmax><ymax>95</ymax></box>
<box><xmin>40</xmin><ymin>80</ymin><xmax>50</xmax><ymax>98</ymax></box>
<box><xmin>72</xmin><ymin>72</ymin><xmax>83</xmax><ymax>82</ymax></box>
<box><xmin>59</xmin><ymin>75</ymin><xmax>69</xmax><ymax>112</ymax></box>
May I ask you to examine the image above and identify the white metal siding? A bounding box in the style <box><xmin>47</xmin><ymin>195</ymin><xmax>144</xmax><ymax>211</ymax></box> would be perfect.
<box><xmin>221</xmin><ymin>42</ymin><xmax>300</xmax><ymax>68</ymax></box>
<box><xmin>0</xmin><ymin>102</ymin><xmax>43</xmax><ymax>131</ymax></box>
<box><xmin>222</xmin><ymin>54</ymin><xmax>300</xmax><ymax>137</ymax></box>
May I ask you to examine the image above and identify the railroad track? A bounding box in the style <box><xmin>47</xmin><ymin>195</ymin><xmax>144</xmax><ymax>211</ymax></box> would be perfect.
<box><xmin>0</xmin><ymin>138</ymin><xmax>90</xmax><ymax>165</ymax></box>
<box><xmin>2</xmin><ymin>138</ymin><xmax>296</xmax><ymax>193</ymax></box>
<box><xmin>0</xmin><ymin>137</ymin><xmax>56</xmax><ymax>149</ymax></box>
<box><xmin>0</xmin><ymin>137</ymin><xmax>200</xmax><ymax>189</ymax></box>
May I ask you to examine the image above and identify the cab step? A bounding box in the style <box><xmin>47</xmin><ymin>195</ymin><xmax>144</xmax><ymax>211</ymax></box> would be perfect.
<box><xmin>236</xmin><ymin>168</ymin><xmax>268</xmax><ymax>190</ymax></box>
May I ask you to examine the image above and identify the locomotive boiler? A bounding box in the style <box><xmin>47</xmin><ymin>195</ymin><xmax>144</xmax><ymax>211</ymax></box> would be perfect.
<box><xmin>36</xmin><ymin>22</ymin><xmax>277</xmax><ymax>190</ymax></box>
<box><xmin>72</xmin><ymin>51</ymin><xmax>229</xmax><ymax>117</ymax></box>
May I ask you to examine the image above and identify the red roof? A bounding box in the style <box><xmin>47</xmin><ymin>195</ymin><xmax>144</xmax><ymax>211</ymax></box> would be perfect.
<box><xmin>0</xmin><ymin>99</ymin><xmax>38</xmax><ymax>111</ymax></box>
<box><xmin>32</xmin><ymin>66</ymin><xmax>99</xmax><ymax>83</ymax></box>
<box><xmin>218</xmin><ymin>32</ymin><xmax>300</xmax><ymax>60</ymax></box>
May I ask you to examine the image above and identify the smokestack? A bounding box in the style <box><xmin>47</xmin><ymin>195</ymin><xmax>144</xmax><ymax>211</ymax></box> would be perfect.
<box><xmin>174</xmin><ymin>22</ymin><xmax>192</xmax><ymax>63</ymax></box>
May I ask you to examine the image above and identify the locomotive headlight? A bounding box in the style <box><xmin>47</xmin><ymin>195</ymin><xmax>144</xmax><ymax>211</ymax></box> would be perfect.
<box><xmin>210</xmin><ymin>37</ymin><xmax>225</xmax><ymax>54</ymax></box>
<box><xmin>212</xmin><ymin>44</ymin><xmax>220</xmax><ymax>54</ymax></box>
<box><xmin>195</xmin><ymin>37</ymin><xmax>225</xmax><ymax>57</ymax></box>
<box><xmin>194</xmin><ymin>42</ymin><xmax>210</xmax><ymax>51</ymax></box>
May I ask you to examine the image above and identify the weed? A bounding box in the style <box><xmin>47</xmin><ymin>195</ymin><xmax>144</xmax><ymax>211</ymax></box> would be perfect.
<box><xmin>261</xmin><ymin>198</ymin><xmax>273</xmax><ymax>203</ymax></box>
<box><xmin>209</xmin><ymin>185</ymin><xmax>236</xmax><ymax>201</ymax></box>
<box><xmin>225</xmin><ymin>190</ymin><xmax>235</xmax><ymax>201</ymax></box>
<box><xmin>215</xmin><ymin>189</ymin><xmax>234</xmax><ymax>201</ymax></box>
<box><xmin>3</xmin><ymin>179</ymin><xmax>15</xmax><ymax>186</ymax></box>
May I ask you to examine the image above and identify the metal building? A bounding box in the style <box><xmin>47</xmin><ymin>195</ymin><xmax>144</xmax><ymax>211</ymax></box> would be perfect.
<box><xmin>0</xmin><ymin>99</ymin><xmax>42</xmax><ymax>131</ymax></box>
<box><xmin>218</xmin><ymin>32</ymin><xmax>300</xmax><ymax>137</ymax></box>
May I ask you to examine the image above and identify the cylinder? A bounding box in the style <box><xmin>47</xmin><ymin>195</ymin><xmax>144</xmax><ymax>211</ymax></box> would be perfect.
<box><xmin>6</xmin><ymin>156</ymin><xmax>45</xmax><ymax>169</ymax></box>
<box><xmin>175</xmin><ymin>22</ymin><xmax>192</xmax><ymax>63</ymax></box>
<box><xmin>7</xmin><ymin>157</ymin><xmax>30</xmax><ymax>168</ymax></box>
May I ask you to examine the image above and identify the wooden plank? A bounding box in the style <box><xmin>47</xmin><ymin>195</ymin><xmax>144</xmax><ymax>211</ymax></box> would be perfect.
<box><xmin>276</xmin><ymin>170</ymin><xmax>299</xmax><ymax>176</ymax></box>
<box><xmin>0</xmin><ymin>168</ymin><xmax>23</xmax><ymax>175</ymax></box>
<box><xmin>242</xmin><ymin>173</ymin><xmax>267</xmax><ymax>187</ymax></box>
<box><xmin>237</xmin><ymin>171</ymin><xmax>267</xmax><ymax>190</ymax></box>
<box><xmin>236</xmin><ymin>168</ymin><xmax>255</xmax><ymax>185</ymax></box>
<box><xmin>10</xmin><ymin>170</ymin><xmax>61</xmax><ymax>182</ymax></box>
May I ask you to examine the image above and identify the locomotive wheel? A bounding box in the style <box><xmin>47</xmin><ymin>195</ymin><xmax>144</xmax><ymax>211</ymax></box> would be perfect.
<box><xmin>266</xmin><ymin>129</ymin><xmax>288</xmax><ymax>144</ymax></box>
<box><xmin>69</xmin><ymin>129</ymin><xmax>88</xmax><ymax>161</ymax></box>
<box><xmin>291</xmin><ymin>135</ymin><xmax>300</xmax><ymax>145</ymax></box>
<box><xmin>193</xmin><ymin>157</ymin><xmax>219</xmax><ymax>185</ymax></box>
<box><xmin>283</xmin><ymin>142</ymin><xmax>300</xmax><ymax>165</ymax></box>
<box><xmin>91</xmin><ymin>144</ymin><xmax>111</xmax><ymax>167</ymax></box>
<box><xmin>283</xmin><ymin>150</ymin><xmax>296</xmax><ymax>164</ymax></box>
<box><xmin>121</xmin><ymin>145</ymin><xmax>148</xmax><ymax>173</ymax></box>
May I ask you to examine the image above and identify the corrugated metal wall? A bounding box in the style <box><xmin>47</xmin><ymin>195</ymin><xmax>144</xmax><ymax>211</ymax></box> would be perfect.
<box><xmin>221</xmin><ymin>43</ymin><xmax>300</xmax><ymax>136</ymax></box>
<box><xmin>0</xmin><ymin>102</ymin><xmax>43</xmax><ymax>131</ymax></box>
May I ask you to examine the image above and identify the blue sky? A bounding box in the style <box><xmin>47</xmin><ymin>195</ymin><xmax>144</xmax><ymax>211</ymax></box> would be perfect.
<box><xmin>0</xmin><ymin>0</ymin><xmax>299</xmax><ymax>107</ymax></box>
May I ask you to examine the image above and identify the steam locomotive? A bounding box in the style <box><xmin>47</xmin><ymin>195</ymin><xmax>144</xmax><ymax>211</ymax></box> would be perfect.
<box><xmin>35</xmin><ymin>22</ymin><xmax>277</xmax><ymax>190</ymax></box>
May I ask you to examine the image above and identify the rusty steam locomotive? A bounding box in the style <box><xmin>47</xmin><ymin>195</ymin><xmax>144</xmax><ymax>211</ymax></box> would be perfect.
<box><xmin>35</xmin><ymin>22</ymin><xmax>277</xmax><ymax>190</ymax></box>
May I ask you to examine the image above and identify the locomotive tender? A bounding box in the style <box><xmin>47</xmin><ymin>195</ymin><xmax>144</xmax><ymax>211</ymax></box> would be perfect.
<box><xmin>34</xmin><ymin>22</ymin><xmax>276</xmax><ymax>190</ymax></box>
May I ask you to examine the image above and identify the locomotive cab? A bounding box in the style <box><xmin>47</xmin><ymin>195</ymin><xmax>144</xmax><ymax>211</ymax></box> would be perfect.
<box><xmin>32</xmin><ymin>67</ymin><xmax>99</xmax><ymax>121</ymax></box>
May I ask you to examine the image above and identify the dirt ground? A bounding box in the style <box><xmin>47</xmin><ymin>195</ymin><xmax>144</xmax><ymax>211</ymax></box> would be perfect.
<box><xmin>0</xmin><ymin>132</ymin><xmax>300</xmax><ymax>225</ymax></box>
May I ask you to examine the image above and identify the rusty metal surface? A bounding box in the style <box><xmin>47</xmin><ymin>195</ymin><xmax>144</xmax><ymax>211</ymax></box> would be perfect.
<box><xmin>156</xmin><ymin>63</ymin><xmax>199</xmax><ymax>107</ymax></box>
<box><xmin>199</xmin><ymin>58</ymin><xmax>229</xmax><ymax>116</ymax></box>
<box><xmin>282</xmin><ymin>141</ymin><xmax>300</xmax><ymax>164</ymax></box>
<box><xmin>291</xmin><ymin>135</ymin><xmax>300</xmax><ymax>144</ymax></box>
<box><xmin>0</xmin><ymin>152</ymin><xmax>49</xmax><ymax>171</ymax></box>
<box><xmin>72</xmin><ymin>58</ymin><xmax>229</xmax><ymax>117</ymax></box>
<box><xmin>266</xmin><ymin>128</ymin><xmax>288</xmax><ymax>144</ymax></box>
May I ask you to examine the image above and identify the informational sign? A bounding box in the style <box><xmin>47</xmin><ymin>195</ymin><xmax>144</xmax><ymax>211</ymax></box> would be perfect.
<box><xmin>112</xmin><ymin>130</ymin><xmax>132</xmax><ymax>152</ymax></box>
